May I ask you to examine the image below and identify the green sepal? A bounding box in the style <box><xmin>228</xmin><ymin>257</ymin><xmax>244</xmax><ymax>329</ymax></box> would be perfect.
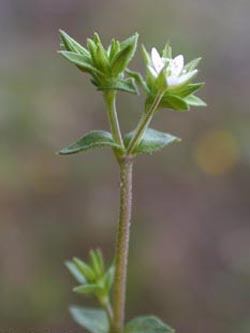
<box><xmin>155</xmin><ymin>68</ymin><xmax>168</xmax><ymax>90</ymax></box>
<box><xmin>103</xmin><ymin>265</ymin><xmax>115</xmax><ymax>292</ymax></box>
<box><xmin>59</xmin><ymin>30</ymin><xmax>89</xmax><ymax>56</ymax></box>
<box><xmin>65</xmin><ymin>261</ymin><xmax>86</xmax><ymax>284</ymax></box>
<box><xmin>124</xmin><ymin>128</ymin><xmax>181</xmax><ymax>154</ymax></box>
<box><xmin>184</xmin><ymin>94</ymin><xmax>207</xmax><ymax>107</ymax></box>
<box><xmin>99</xmin><ymin>78</ymin><xmax>139</xmax><ymax>95</ymax></box>
<box><xmin>93</xmin><ymin>33</ymin><xmax>110</xmax><ymax>73</ymax></box>
<box><xmin>58</xmin><ymin>51</ymin><xmax>101</xmax><ymax>75</ymax></box>
<box><xmin>87</xmin><ymin>38</ymin><xmax>99</xmax><ymax>67</ymax></box>
<box><xmin>177</xmin><ymin>82</ymin><xmax>204</xmax><ymax>97</ymax></box>
<box><xmin>70</xmin><ymin>306</ymin><xmax>109</xmax><ymax>333</ymax></box>
<box><xmin>108</xmin><ymin>39</ymin><xmax>120</xmax><ymax>61</ymax></box>
<box><xmin>141</xmin><ymin>44</ymin><xmax>151</xmax><ymax>65</ymax></box>
<box><xmin>162</xmin><ymin>42</ymin><xmax>172</xmax><ymax>58</ymax></box>
<box><xmin>89</xmin><ymin>249</ymin><xmax>104</xmax><ymax>278</ymax></box>
<box><xmin>160</xmin><ymin>94</ymin><xmax>189</xmax><ymax>111</ymax></box>
<box><xmin>111</xmin><ymin>33</ymin><xmax>138</xmax><ymax>75</ymax></box>
<box><xmin>58</xmin><ymin>130</ymin><xmax>122</xmax><ymax>155</ymax></box>
<box><xmin>125</xmin><ymin>316</ymin><xmax>175</xmax><ymax>333</ymax></box>
<box><xmin>184</xmin><ymin>57</ymin><xmax>202</xmax><ymax>72</ymax></box>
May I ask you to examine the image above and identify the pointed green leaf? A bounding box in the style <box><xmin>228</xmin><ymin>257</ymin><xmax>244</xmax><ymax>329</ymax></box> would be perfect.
<box><xmin>89</xmin><ymin>250</ymin><xmax>103</xmax><ymax>278</ymax></box>
<box><xmin>177</xmin><ymin>82</ymin><xmax>204</xmax><ymax>97</ymax></box>
<box><xmin>100</xmin><ymin>78</ymin><xmax>139</xmax><ymax>94</ymax></box>
<box><xmin>58</xmin><ymin>51</ymin><xmax>102</xmax><ymax>75</ymax></box>
<box><xmin>184</xmin><ymin>94</ymin><xmax>207</xmax><ymax>107</ymax></box>
<box><xmin>73</xmin><ymin>257</ymin><xmax>96</xmax><ymax>282</ymax></box>
<box><xmin>95</xmin><ymin>249</ymin><xmax>105</xmax><ymax>275</ymax></box>
<box><xmin>70</xmin><ymin>306</ymin><xmax>109</xmax><ymax>333</ymax></box>
<box><xmin>184</xmin><ymin>57</ymin><xmax>202</xmax><ymax>72</ymax></box>
<box><xmin>65</xmin><ymin>261</ymin><xmax>86</xmax><ymax>284</ymax></box>
<box><xmin>120</xmin><ymin>33</ymin><xmax>138</xmax><ymax>50</ymax></box>
<box><xmin>58</xmin><ymin>130</ymin><xmax>122</xmax><ymax>155</ymax></box>
<box><xmin>73</xmin><ymin>284</ymin><xmax>103</xmax><ymax>295</ymax></box>
<box><xmin>87</xmin><ymin>38</ymin><xmax>99</xmax><ymax>67</ymax></box>
<box><xmin>59</xmin><ymin>30</ymin><xmax>89</xmax><ymax>56</ymax></box>
<box><xmin>125</xmin><ymin>128</ymin><xmax>181</xmax><ymax>154</ymax></box>
<box><xmin>111</xmin><ymin>33</ymin><xmax>138</xmax><ymax>75</ymax></box>
<box><xmin>125</xmin><ymin>316</ymin><xmax>175</xmax><ymax>333</ymax></box>
<box><xmin>161</xmin><ymin>94</ymin><xmax>189</xmax><ymax>111</ymax></box>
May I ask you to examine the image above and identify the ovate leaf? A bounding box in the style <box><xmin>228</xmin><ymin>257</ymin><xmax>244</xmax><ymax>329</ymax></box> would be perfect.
<box><xmin>65</xmin><ymin>261</ymin><xmax>86</xmax><ymax>284</ymax></box>
<box><xmin>125</xmin><ymin>316</ymin><xmax>175</xmax><ymax>333</ymax></box>
<box><xmin>70</xmin><ymin>306</ymin><xmax>109</xmax><ymax>333</ymax></box>
<box><xmin>58</xmin><ymin>130</ymin><xmax>122</xmax><ymax>155</ymax></box>
<box><xmin>100</xmin><ymin>78</ymin><xmax>139</xmax><ymax>94</ymax></box>
<box><xmin>160</xmin><ymin>94</ymin><xmax>189</xmax><ymax>111</ymax></box>
<box><xmin>125</xmin><ymin>128</ymin><xmax>181</xmax><ymax>154</ymax></box>
<box><xmin>177</xmin><ymin>82</ymin><xmax>204</xmax><ymax>97</ymax></box>
<box><xmin>73</xmin><ymin>284</ymin><xmax>103</xmax><ymax>296</ymax></box>
<box><xmin>184</xmin><ymin>94</ymin><xmax>207</xmax><ymax>107</ymax></box>
<box><xmin>58</xmin><ymin>51</ymin><xmax>101</xmax><ymax>75</ymax></box>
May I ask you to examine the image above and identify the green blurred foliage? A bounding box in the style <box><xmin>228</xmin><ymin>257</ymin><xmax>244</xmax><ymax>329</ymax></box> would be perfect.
<box><xmin>0</xmin><ymin>0</ymin><xmax>250</xmax><ymax>332</ymax></box>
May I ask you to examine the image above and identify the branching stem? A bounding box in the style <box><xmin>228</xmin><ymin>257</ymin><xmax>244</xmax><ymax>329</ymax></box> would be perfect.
<box><xmin>126</xmin><ymin>90</ymin><xmax>165</xmax><ymax>154</ymax></box>
<box><xmin>104</xmin><ymin>90</ymin><xmax>125</xmax><ymax>150</ymax></box>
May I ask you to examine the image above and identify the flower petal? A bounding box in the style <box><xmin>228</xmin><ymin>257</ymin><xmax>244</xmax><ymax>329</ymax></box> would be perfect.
<box><xmin>169</xmin><ymin>55</ymin><xmax>184</xmax><ymax>76</ymax></box>
<box><xmin>166</xmin><ymin>69</ymin><xmax>198</xmax><ymax>89</ymax></box>
<box><xmin>177</xmin><ymin>69</ymin><xmax>198</xmax><ymax>84</ymax></box>
<box><xmin>151</xmin><ymin>48</ymin><xmax>164</xmax><ymax>73</ymax></box>
<box><xmin>166</xmin><ymin>76</ymin><xmax>180</xmax><ymax>88</ymax></box>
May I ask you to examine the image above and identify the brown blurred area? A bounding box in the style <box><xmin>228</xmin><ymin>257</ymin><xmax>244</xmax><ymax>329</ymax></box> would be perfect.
<box><xmin>1</xmin><ymin>0</ymin><xmax>250</xmax><ymax>332</ymax></box>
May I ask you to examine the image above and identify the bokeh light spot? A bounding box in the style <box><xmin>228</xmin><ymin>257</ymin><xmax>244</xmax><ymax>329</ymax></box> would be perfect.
<box><xmin>194</xmin><ymin>129</ymin><xmax>238</xmax><ymax>175</ymax></box>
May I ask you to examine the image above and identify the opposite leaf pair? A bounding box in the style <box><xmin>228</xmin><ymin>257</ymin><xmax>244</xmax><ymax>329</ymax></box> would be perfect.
<box><xmin>71</xmin><ymin>307</ymin><xmax>175</xmax><ymax>333</ymax></box>
<box><xmin>67</xmin><ymin>250</ymin><xmax>175</xmax><ymax>333</ymax></box>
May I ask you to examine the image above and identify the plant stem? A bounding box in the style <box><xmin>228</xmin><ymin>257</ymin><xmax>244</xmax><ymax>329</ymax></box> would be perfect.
<box><xmin>104</xmin><ymin>90</ymin><xmax>124</xmax><ymax>149</ymax></box>
<box><xmin>126</xmin><ymin>90</ymin><xmax>165</xmax><ymax>154</ymax></box>
<box><xmin>111</xmin><ymin>156</ymin><xmax>134</xmax><ymax>333</ymax></box>
<box><xmin>102</xmin><ymin>298</ymin><xmax>114</xmax><ymax>326</ymax></box>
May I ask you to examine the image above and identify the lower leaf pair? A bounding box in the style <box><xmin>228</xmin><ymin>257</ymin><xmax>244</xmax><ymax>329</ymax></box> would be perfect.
<box><xmin>70</xmin><ymin>306</ymin><xmax>175</xmax><ymax>333</ymax></box>
<box><xmin>58</xmin><ymin>128</ymin><xmax>180</xmax><ymax>156</ymax></box>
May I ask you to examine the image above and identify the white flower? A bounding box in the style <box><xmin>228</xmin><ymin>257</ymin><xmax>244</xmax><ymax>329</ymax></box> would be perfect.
<box><xmin>148</xmin><ymin>47</ymin><xmax>198</xmax><ymax>90</ymax></box>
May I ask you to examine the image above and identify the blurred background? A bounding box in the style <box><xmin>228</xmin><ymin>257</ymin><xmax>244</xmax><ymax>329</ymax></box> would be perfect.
<box><xmin>1</xmin><ymin>0</ymin><xmax>250</xmax><ymax>332</ymax></box>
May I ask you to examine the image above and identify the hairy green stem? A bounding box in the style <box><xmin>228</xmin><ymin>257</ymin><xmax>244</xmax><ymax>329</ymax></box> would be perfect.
<box><xmin>104</xmin><ymin>90</ymin><xmax>124</xmax><ymax>149</ymax></box>
<box><xmin>126</xmin><ymin>90</ymin><xmax>165</xmax><ymax>154</ymax></box>
<box><xmin>111</xmin><ymin>157</ymin><xmax>134</xmax><ymax>333</ymax></box>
